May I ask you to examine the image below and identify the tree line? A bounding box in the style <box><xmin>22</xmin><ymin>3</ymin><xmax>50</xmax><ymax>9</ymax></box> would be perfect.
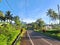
<box><xmin>27</xmin><ymin>5</ymin><xmax>60</xmax><ymax>31</ymax></box>
<box><xmin>27</xmin><ymin>18</ymin><xmax>45</xmax><ymax>30</ymax></box>
<box><xmin>0</xmin><ymin>10</ymin><xmax>21</xmax><ymax>26</ymax></box>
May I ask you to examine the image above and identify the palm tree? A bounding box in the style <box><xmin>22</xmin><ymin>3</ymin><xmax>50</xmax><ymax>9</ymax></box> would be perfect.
<box><xmin>5</xmin><ymin>11</ymin><xmax>13</xmax><ymax>23</ymax></box>
<box><xmin>47</xmin><ymin>9</ymin><xmax>58</xmax><ymax>24</ymax></box>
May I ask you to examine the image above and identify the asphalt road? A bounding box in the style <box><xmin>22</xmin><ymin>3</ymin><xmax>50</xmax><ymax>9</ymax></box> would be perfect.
<box><xmin>21</xmin><ymin>30</ymin><xmax>60</xmax><ymax>45</ymax></box>
<box><xmin>20</xmin><ymin>37</ymin><xmax>31</xmax><ymax>45</ymax></box>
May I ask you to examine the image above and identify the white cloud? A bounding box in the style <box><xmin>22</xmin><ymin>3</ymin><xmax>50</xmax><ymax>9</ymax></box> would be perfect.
<box><xmin>22</xmin><ymin>19</ymin><xmax>36</xmax><ymax>23</ymax></box>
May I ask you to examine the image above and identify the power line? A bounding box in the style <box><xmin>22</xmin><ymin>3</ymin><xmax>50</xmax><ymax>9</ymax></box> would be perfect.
<box><xmin>5</xmin><ymin>0</ymin><xmax>16</xmax><ymax>15</ymax></box>
<box><xmin>5</xmin><ymin>0</ymin><xmax>13</xmax><ymax>11</ymax></box>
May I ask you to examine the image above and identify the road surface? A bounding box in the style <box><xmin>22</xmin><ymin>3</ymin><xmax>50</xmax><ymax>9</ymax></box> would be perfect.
<box><xmin>21</xmin><ymin>30</ymin><xmax>60</xmax><ymax>45</ymax></box>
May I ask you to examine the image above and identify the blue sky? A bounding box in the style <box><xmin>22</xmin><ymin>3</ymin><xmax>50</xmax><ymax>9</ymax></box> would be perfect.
<box><xmin>0</xmin><ymin>0</ymin><xmax>60</xmax><ymax>24</ymax></box>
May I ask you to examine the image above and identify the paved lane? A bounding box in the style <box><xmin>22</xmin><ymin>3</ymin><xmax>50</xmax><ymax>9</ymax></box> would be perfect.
<box><xmin>27</xmin><ymin>30</ymin><xmax>60</xmax><ymax>45</ymax></box>
<box><xmin>20</xmin><ymin>37</ymin><xmax>31</xmax><ymax>45</ymax></box>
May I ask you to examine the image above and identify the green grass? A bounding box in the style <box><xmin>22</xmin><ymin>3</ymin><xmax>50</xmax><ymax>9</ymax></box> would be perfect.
<box><xmin>7</xmin><ymin>30</ymin><xmax>20</xmax><ymax>45</ymax></box>
<box><xmin>0</xmin><ymin>24</ymin><xmax>20</xmax><ymax>45</ymax></box>
<box><xmin>16</xmin><ymin>28</ymin><xmax>26</xmax><ymax>45</ymax></box>
<box><xmin>0</xmin><ymin>34</ymin><xmax>7</xmax><ymax>45</ymax></box>
<box><xmin>16</xmin><ymin>36</ymin><xmax>21</xmax><ymax>45</ymax></box>
<box><xmin>0</xmin><ymin>23</ymin><xmax>27</xmax><ymax>45</ymax></box>
<box><xmin>16</xmin><ymin>41</ymin><xmax>20</xmax><ymax>45</ymax></box>
<box><xmin>35</xmin><ymin>30</ymin><xmax>60</xmax><ymax>40</ymax></box>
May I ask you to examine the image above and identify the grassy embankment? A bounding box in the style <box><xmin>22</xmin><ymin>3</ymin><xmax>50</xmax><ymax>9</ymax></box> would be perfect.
<box><xmin>16</xmin><ymin>28</ymin><xmax>27</xmax><ymax>45</ymax></box>
<box><xmin>35</xmin><ymin>30</ymin><xmax>60</xmax><ymax>40</ymax></box>
<box><xmin>0</xmin><ymin>23</ymin><xmax>27</xmax><ymax>45</ymax></box>
<box><xmin>0</xmin><ymin>23</ymin><xmax>21</xmax><ymax>45</ymax></box>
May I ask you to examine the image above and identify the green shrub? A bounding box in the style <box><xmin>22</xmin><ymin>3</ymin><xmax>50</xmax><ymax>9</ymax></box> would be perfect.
<box><xmin>0</xmin><ymin>24</ymin><xmax>20</xmax><ymax>45</ymax></box>
<box><xmin>0</xmin><ymin>34</ymin><xmax>7</xmax><ymax>45</ymax></box>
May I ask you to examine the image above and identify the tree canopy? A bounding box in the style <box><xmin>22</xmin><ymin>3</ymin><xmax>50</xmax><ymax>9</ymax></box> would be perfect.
<box><xmin>47</xmin><ymin>9</ymin><xmax>58</xmax><ymax>20</ymax></box>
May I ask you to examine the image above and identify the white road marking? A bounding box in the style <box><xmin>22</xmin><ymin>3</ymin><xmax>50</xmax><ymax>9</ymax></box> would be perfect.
<box><xmin>41</xmin><ymin>38</ymin><xmax>52</xmax><ymax>45</ymax></box>
<box><xmin>27</xmin><ymin>31</ymin><xmax>34</xmax><ymax>45</ymax></box>
<box><xmin>27</xmin><ymin>31</ymin><xmax>53</xmax><ymax>45</ymax></box>
<box><xmin>40</xmin><ymin>33</ymin><xmax>53</xmax><ymax>45</ymax></box>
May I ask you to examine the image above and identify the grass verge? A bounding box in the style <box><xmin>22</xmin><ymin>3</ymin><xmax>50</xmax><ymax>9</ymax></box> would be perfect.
<box><xmin>35</xmin><ymin>30</ymin><xmax>60</xmax><ymax>40</ymax></box>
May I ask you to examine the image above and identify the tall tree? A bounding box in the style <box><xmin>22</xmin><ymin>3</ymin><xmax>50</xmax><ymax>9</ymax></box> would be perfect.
<box><xmin>5</xmin><ymin>11</ymin><xmax>13</xmax><ymax>23</ymax></box>
<box><xmin>31</xmin><ymin>22</ymin><xmax>38</xmax><ymax>30</ymax></box>
<box><xmin>47</xmin><ymin>9</ymin><xmax>58</xmax><ymax>24</ymax></box>
<box><xmin>36</xmin><ymin>18</ymin><xmax>45</xmax><ymax>30</ymax></box>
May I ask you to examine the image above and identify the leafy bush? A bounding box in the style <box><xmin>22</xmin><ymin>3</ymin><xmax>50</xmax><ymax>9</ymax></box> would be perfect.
<box><xmin>0</xmin><ymin>24</ymin><xmax>20</xmax><ymax>45</ymax></box>
<box><xmin>0</xmin><ymin>34</ymin><xmax>7</xmax><ymax>45</ymax></box>
<box><xmin>7</xmin><ymin>30</ymin><xmax>20</xmax><ymax>45</ymax></box>
<box><xmin>42</xmin><ymin>30</ymin><xmax>60</xmax><ymax>40</ymax></box>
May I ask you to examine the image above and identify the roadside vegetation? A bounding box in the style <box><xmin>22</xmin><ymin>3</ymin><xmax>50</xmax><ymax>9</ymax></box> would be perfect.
<box><xmin>1</xmin><ymin>0</ymin><xmax>60</xmax><ymax>44</ymax></box>
<box><xmin>0</xmin><ymin>10</ymin><xmax>26</xmax><ymax>45</ymax></box>
<box><xmin>40</xmin><ymin>5</ymin><xmax>60</xmax><ymax>40</ymax></box>
<box><xmin>27</xmin><ymin>5</ymin><xmax>60</xmax><ymax>40</ymax></box>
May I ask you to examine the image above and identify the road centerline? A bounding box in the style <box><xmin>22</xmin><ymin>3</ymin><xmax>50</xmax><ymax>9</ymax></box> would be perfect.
<box><xmin>41</xmin><ymin>38</ymin><xmax>52</xmax><ymax>45</ymax></box>
<box><xmin>27</xmin><ymin>31</ymin><xmax>34</xmax><ymax>45</ymax></box>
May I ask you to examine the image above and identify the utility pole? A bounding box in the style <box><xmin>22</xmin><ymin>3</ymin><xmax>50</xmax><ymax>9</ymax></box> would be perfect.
<box><xmin>57</xmin><ymin>4</ymin><xmax>60</xmax><ymax>24</ymax></box>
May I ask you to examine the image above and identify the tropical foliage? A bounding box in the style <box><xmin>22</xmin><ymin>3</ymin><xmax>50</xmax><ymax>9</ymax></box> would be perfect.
<box><xmin>0</xmin><ymin>10</ymin><xmax>21</xmax><ymax>45</ymax></box>
<box><xmin>27</xmin><ymin>18</ymin><xmax>45</xmax><ymax>30</ymax></box>
<box><xmin>47</xmin><ymin>9</ymin><xmax>58</xmax><ymax>20</ymax></box>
